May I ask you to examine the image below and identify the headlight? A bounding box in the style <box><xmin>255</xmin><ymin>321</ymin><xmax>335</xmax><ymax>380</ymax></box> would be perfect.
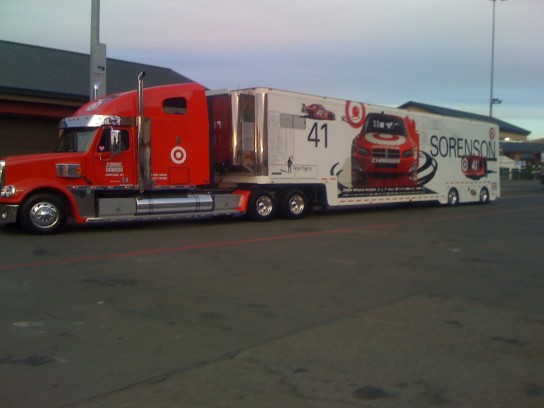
<box><xmin>353</xmin><ymin>145</ymin><xmax>371</xmax><ymax>157</ymax></box>
<box><xmin>1</xmin><ymin>185</ymin><xmax>15</xmax><ymax>198</ymax></box>
<box><xmin>402</xmin><ymin>148</ymin><xmax>416</xmax><ymax>158</ymax></box>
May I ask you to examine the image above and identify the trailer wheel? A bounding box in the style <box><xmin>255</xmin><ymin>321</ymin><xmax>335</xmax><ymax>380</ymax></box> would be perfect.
<box><xmin>280</xmin><ymin>189</ymin><xmax>308</xmax><ymax>219</ymax></box>
<box><xmin>247</xmin><ymin>191</ymin><xmax>276</xmax><ymax>221</ymax></box>
<box><xmin>447</xmin><ymin>188</ymin><xmax>459</xmax><ymax>206</ymax></box>
<box><xmin>19</xmin><ymin>193</ymin><xmax>67</xmax><ymax>234</ymax></box>
<box><xmin>479</xmin><ymin>187</ymin><xmax>490</xmax><ymax>204</ymax></box>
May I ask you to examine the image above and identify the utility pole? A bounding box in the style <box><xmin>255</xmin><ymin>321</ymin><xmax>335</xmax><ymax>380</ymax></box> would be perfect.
<box><xmin>489</xmin><ymin>0</ymin><xmax>506</xmax><ymax>117</ymax></box>
<box><xmin>90</xmin><ymin>0</ymin><xmax>106</xmax><ymax>100</ymax></box>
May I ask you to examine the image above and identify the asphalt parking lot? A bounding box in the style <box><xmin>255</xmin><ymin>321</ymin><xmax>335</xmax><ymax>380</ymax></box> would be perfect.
<box><xmin>1</xmin><ymin>179</ymin><xmax>543</xmax><ymax>407</ymax></box>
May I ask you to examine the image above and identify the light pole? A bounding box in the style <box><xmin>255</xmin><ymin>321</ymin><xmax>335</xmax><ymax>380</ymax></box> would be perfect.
<box><xmin>489</xmin><ymin>0</ymin><xmax>507</xmax><ymax>117</ymax></box>
<box><xmin>90</xmin><ymin>0</ymin><xmax>106</xmax><ymax>100</ymax></box>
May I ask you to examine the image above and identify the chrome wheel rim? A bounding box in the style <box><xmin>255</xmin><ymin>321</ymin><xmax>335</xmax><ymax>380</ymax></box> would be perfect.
<box><xmin>448</xmin><ymin>190</ymin><xmax>458</xmax><ymax>205</ymax></box>
<box><xmin>256</xmin><ymin>195</ymin><xmax>273</xmax><ymax>217</ymax></box>
<box><xmin>480</xmin><ymin>188</ymin><xmax>489</xmax><ymax>203</ymax></box>
<box><xmin>288</xmin><ymin>195</ymin><xmax>305</xmax><ymax>215</ymax></box>
<box><xmin>30</xmin><ymin>202</ymin><xmax>60</xmax><ymax>229</ymax></box>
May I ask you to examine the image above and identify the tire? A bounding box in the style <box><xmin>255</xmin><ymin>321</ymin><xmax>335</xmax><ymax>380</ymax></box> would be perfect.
<box><xmin>19</xmin><ymin>193</ymin><xmax>67</xmax><ymax>234</ymax></box>
<box><xmin>280</xmin><ymin>189</ymin><xmax>308</xmax><ymax>219</ymax></box>
<box><xmin>479</xmin><ymin>187</ymin><xmax>490</xmax><ymax>204</ymax></box>
<box><xmin>447</xmin><ymin>188</ymin><xmax>459</xmax><ymax>206</ymax></box>
<box><xmin>247</xmin><ymin>191</ymin><xmax>276</xmax><ymax>221</ymax></box>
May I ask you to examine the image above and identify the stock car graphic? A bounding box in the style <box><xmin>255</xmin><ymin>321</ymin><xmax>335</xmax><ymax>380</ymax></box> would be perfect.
<box><xmin>461</xmin><ymin>155</ymin><xmax>487</xmax><ymax>180</ymax></box>
<box><xmin>351</xmin><ymin>113</ymin><xmax>418</xmax><ymax>186</ymax></box>
<box><xmin>301</xmin><ymin>104</ymin><xmax>336</xmax><ymax>120</ymax></box>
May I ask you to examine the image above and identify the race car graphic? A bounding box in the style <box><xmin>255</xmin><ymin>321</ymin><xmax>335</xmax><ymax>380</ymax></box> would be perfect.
<box><xmin>461</xmin><ymin>155</ymin><xmax>488</xmax><ymax>180</ymax></box>
<box><xmin>301</xmin><ymin>103</ymin><xmax>336</xmax><ymax>120</ymax></box>
<box><xmin>351</xmin><ymin>112</ymin><xmax>418</xmax><ymax>187</ymax></box>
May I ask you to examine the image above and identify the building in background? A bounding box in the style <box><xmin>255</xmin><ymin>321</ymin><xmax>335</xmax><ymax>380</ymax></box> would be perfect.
<box><xmin>0</xmin><ymin>41</ymin><xmax>194</xmax><ymax>156</ymax></box>
<box><xmin>2</xmin><ymin>40</ymin><xmax>541</xmax><ymax>177</ymax></box>
<box><xmin>398</xmin><ymin>101</ymin><xmax>531</xmax><ymax>142</ymax></box>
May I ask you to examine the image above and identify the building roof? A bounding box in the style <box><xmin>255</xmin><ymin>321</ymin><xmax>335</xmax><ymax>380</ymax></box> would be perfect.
<box><xmin>501</xmin><ymin>141</ymin><xmax>544</xmax><ymax>155</ymax></box>
<box><xmin>399</xmin><ymin>101</ymin><xmax>531</xmax><ymax>137</ymax></box>
<box><xmin>0</xmin><ymin>40</ymin><xmax>194</xmax><ymax>102</ymax></box>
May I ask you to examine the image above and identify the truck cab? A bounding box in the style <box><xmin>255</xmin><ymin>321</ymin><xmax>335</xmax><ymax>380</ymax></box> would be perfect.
<box><xmin>0</xmin><ymin>82</ymin><xmax>219</xmax><ymax>233</ymax></box>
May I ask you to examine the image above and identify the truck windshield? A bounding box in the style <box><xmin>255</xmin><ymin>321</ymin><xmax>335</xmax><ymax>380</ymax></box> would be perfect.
<box><xmin>55</xmin><ymin>128</ymin><xmax>96</xmax><ymax>152</ymax></box>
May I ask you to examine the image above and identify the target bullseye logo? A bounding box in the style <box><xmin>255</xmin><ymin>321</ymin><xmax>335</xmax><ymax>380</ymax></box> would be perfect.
<box><xmin>344</xmin><ymin>101</ymin><xmax>366</xmax><ymax>129</ymax></box>
<box><xmin>365</xmin><ymin>133</ymin><xmax>406</xmax><ymax>146</ymax></box>
<box><xmin>461</xmin><ymin>157</ymin><xmax>469</xmax><ymax>172</ymax></box>
<box><xmin>171</xmin><ymin>146</ymin><xmax>187</xmax><ymax>164</ymax></box>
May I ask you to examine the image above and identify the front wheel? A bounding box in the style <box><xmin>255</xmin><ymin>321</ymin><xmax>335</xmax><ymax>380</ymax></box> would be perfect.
<box><xmin>247</xmin><ymin>191</ymin><xmax>276</xmax><ymax>221</ymax></box>
<box><xmin>19</xmin><ymin>193</ymin><xmax>67</xmax><ymax>234</ymax></box>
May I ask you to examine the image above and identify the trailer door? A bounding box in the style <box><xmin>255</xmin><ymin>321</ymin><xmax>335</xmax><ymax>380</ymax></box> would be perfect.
<box><xmin>231</xmin><ymin>92</ymin><xmax>268</xmax><ymax>175</ymax></box>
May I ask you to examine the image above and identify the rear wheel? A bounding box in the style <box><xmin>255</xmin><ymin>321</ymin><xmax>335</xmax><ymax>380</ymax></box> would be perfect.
<box><xmin>280</xmin><ymin>189</ymin><xmax>308</xmax><ymax>219</ymax></box>
<box><xmin>19</xmin><ymin>193</ymin><xmax>67</xmax><ymax>234</ymax></box>
<box><xmin>479</xmin><ymin>187</ymin><xmax>490</xmax><ymax>204</ymax></box>
<box><xmin>247</xmin><ymin>191</ymin><xmax>276</xmax><ymax>221</ymax></box>
<box><xmin>447</xmin><ymin>188</ymin><xmax>459</xmax><ymax>206</ymax></box>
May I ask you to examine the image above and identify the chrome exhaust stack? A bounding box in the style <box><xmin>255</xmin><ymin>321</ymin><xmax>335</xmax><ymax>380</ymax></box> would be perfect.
<box><xmin>138</xmin><ymin>71</ymin><xmax>145</xmax><ymax>117</ymax></box>
<box><xmin>136</xmin><ymin>71</ymin><xmax>151</xmax><ymax>192</ymax></box>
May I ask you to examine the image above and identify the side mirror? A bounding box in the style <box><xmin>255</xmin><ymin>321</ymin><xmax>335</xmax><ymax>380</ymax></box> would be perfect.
<box><xmin>110</xmin><ymin>129</ymin><xmax>121</xmax><ymax>156</ymax></box>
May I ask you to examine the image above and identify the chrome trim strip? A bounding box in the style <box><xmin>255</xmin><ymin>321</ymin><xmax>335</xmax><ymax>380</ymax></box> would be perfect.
<box><xmin>60</xmin><ymin>115</ymin><xmax>133</xmax><ymax>128</ymax></box>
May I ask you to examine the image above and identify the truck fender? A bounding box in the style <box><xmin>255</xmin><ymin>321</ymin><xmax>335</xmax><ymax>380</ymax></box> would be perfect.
<box><xmin>12</xmin><ymin>179</ymin><xmax>85</xmax><ymax>223</ymax></box>
<box><xmin>232</xmin><ymin>190</ymin><xmax>252</xmax><ymax>213</ymax></box>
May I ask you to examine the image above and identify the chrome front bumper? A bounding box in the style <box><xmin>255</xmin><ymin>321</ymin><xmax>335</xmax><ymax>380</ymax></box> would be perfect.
<box><xmin>0</xmin><ymin>204</ymin><xmax>19</xmax><ymax>224</ymax></box>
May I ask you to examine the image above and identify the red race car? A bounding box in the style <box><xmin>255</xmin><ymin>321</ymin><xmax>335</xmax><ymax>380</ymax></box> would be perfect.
<box><xmin>461</xmin><ymin>155</ymin><xmax>487</xmax><ymax>180</ymax></box>
<box><xmin>301</xmin><ymin>104</ymin><xmax>336</xmax><ymax>120</ymax></box>
<box><xmin>351</xmin><ymin>113</ymin><xmax>418</xmax><ymax>185</ymax></box>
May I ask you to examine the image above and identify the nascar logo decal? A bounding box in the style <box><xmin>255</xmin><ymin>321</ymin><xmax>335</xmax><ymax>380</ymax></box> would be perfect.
<box><xmin>365</xmin><ymin>133</ymin><xmax>406</xmax><ymax>146</ymax></box>
<box><xmin>344</xmin><ymin>101</ymin><xmax>366</xmax><ymax>129</ymax></box>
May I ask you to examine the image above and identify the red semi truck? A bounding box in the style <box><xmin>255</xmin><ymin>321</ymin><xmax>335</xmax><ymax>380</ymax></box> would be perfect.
<box><xmin>0</xmin><ymin>73</ymin><xmax>500</xmax><ymax>234</ymax></box>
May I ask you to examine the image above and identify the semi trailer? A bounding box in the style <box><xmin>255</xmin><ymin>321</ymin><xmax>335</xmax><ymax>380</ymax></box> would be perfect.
<box><xmin>0</xmin><ymin>74</ymin><xmax>499</xmax><ymax>234</ymax></box>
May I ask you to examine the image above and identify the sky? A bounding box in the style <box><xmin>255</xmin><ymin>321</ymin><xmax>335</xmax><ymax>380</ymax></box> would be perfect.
<box><xmin>1</xmin><ymin>0</ymin><xmax>543</xmax><ymax>140</ymax></box>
